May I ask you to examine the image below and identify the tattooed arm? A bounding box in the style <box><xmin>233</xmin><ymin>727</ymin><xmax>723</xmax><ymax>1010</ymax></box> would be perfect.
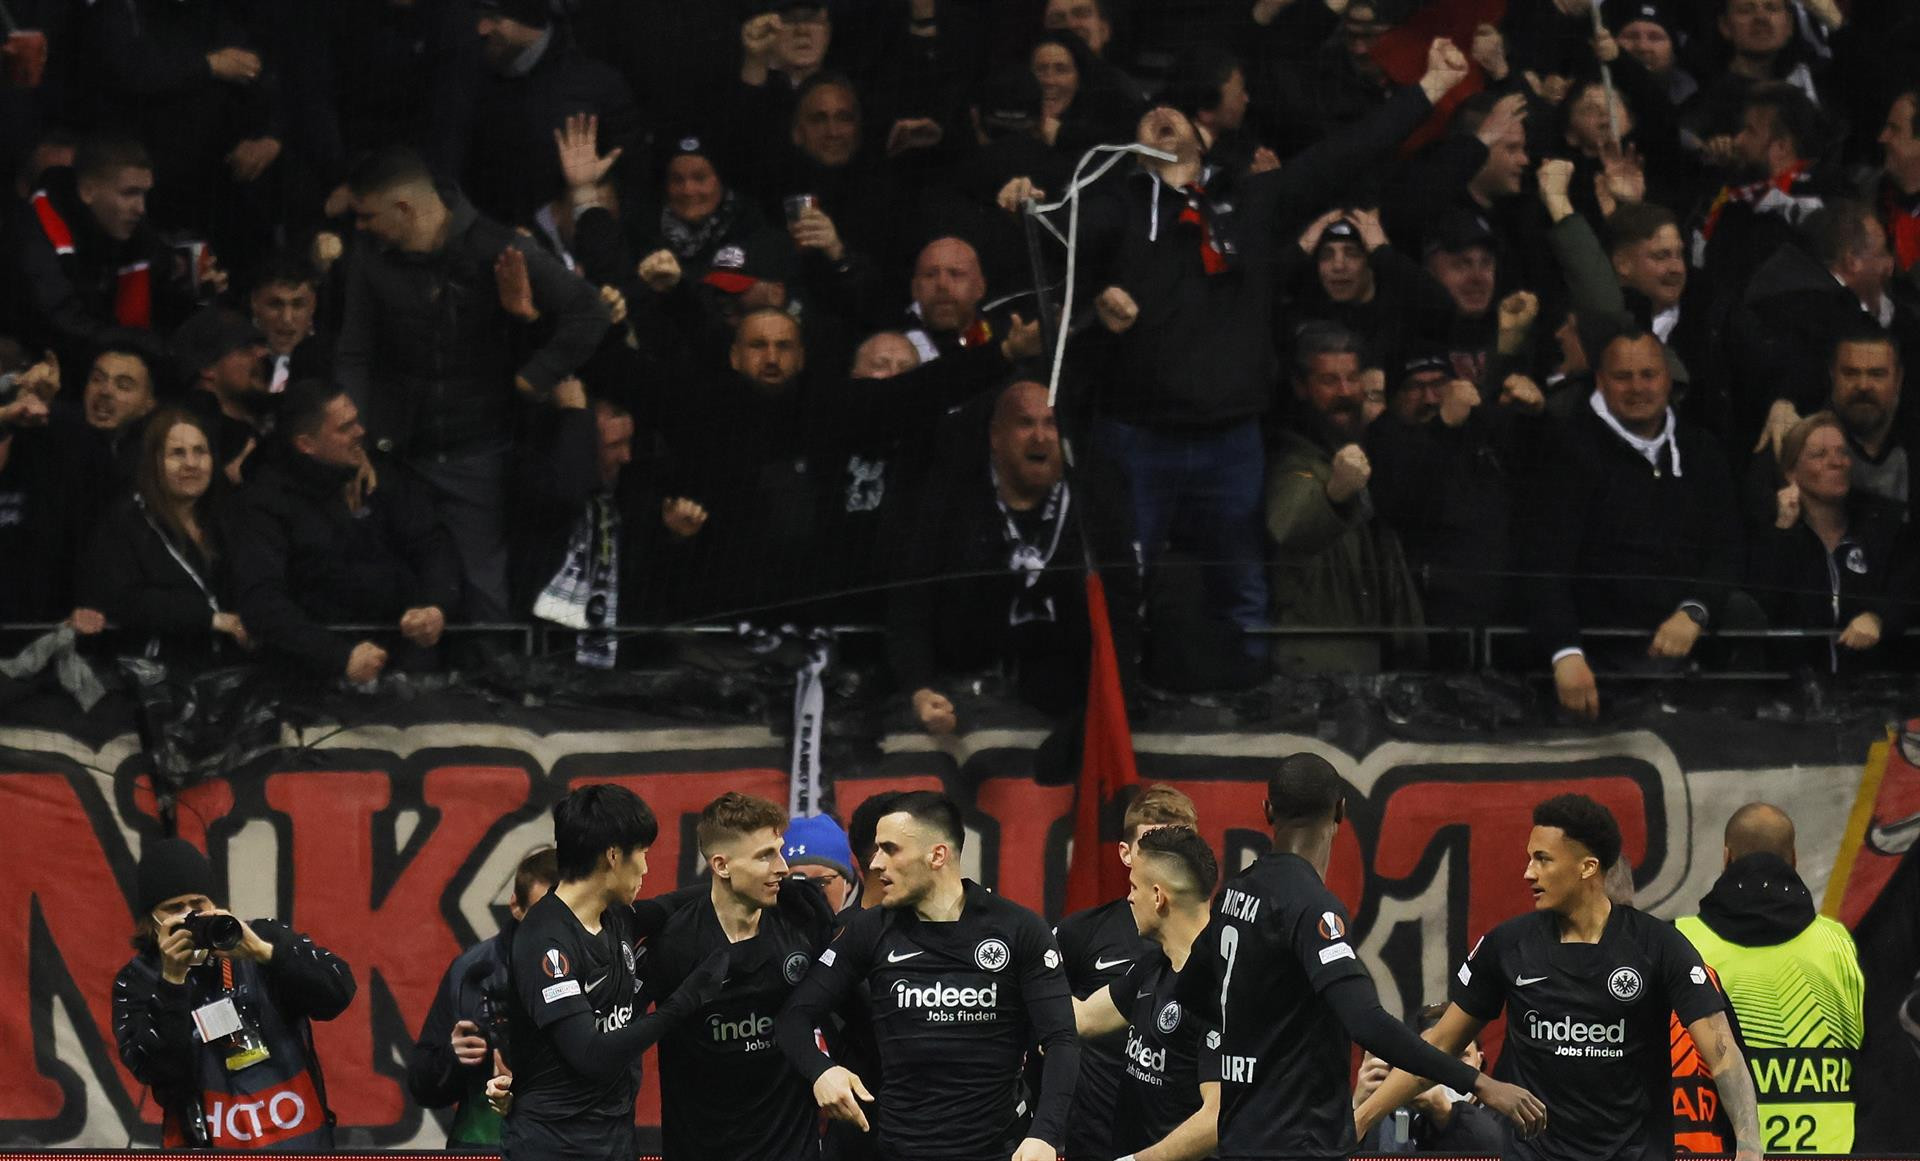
<box><xmin>1687</xmin><ymin>1011</ymin><xmax>1760</xmax><ymax>1161</ymax></box>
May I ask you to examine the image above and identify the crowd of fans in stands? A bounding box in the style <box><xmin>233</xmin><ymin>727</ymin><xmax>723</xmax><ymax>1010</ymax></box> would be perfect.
<box><xmin>0</xmin><ymin>0</ymin><xmax>1916</xmax><ymax>722</ymax></box>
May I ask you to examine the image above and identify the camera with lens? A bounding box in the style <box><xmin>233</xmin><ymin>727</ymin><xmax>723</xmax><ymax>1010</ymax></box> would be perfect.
<box><xmin>182</xmin><ymin>911</ymin><xmax>244</xmax><ymax>951</ymax></box>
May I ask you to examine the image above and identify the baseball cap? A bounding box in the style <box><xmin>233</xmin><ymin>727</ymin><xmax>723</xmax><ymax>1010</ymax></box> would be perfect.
<box><xmin>1422</xmin><ymin>209</ymin><xmax>1497</xmax><ymax>258</ymax></box>
<box><xmin>172</xmin><ymin>306</ymin><xmax>264</xmax><ymax>378</ymax></box>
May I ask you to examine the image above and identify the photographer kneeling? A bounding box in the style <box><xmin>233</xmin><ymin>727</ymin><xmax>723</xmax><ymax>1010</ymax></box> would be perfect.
<box><xmin>114</xmin><ymin>838</ymin><xmax>357</xmax><ymax>1149</ymax></box>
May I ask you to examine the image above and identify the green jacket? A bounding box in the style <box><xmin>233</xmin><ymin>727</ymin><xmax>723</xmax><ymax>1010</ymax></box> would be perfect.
<box><xmin>1265</xmin><ymin>429</ymin><xmax>1424</xmax><ymax>673</ymax></box>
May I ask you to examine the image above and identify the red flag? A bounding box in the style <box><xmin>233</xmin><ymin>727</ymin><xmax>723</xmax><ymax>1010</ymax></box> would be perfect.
<box><xmin>1370</xmin><ymin>0</ymin><xmax>1506</xmax><ymax>156</ymax></box>
<box><xmin>1064</xmin><ymin>571</ymin><xmax>1140</xmax><ymax>914</ymax></box>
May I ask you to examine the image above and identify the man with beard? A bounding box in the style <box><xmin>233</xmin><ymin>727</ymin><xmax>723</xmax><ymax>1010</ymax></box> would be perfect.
<box><xmin>1365</xmin><ymin>344</ymin><xmax>1544</xmax><ymax>640</ymax></box>
<box><xmin>902</xmin><ymin>237</ymin><xmax>992</xmax><ymax>362</ymax></box>
<box><xmin>1694</xmin><ymin>83</ymin><xmax>1830</xmax><ymax>300</ymax></box>
<box><xmin>1266</xmin><ymin>322</ymin><xmax>1424</xmax><ymax>674</ymax></box>
<box><xmin>888</xmin><ymin>380</ymin><xmax>1136</xmax><ymax>735</ymax></box>
<box><xmin>1736</xmin><ymin>201</ymin><xmax>1920</xmax><ymax>459</ymax></box>
<box><xmin>999</xmin><ymin>38</ymin><xmax>1471</xmax><ymax>674</ymax></box>
<box><xmin>1523</xmin><ymin>328</ymin><xmax>1743</xmax><ymax>720</ymax></box>
<box><xmin>173</xmin><ymin>306</ymin><xmax>273</xmax><ymax>483</ymax></box>
<box><xmin>1749</xmin><ymin>327</ymin><xmax>1912</xmax><ymax>526</ymax></box>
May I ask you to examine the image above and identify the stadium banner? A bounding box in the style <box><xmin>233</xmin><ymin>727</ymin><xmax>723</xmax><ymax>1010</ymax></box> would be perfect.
<box><xmin>0</xmin><ymin>698</ymin><xmax>1905</xmax><ymax>1149</ymax></box>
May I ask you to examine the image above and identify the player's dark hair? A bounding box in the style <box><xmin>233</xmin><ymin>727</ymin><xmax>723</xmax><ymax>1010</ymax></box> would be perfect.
<box><xmin>1136</xmin><ymin>825</ymin><xmax>1218</xmax><ymax>899</ymax></box>
<box><xmin>513</xmin><ymin>846</ymin><xmax>559</xmax><ymax>909</ymax></box>
<box><xmin>1267</xmin><ymin>753</ymin><xmax>1344</xmax><ymax>824</ymax></box>
<box><xmin>1802</xmin><ymin>198</ymin><xmax>1880</xmax><ymax>269</ymax></box>
<box><xmin>1742</xmin><ymin>82</ymin><xmax>1821</xmax><ymax>161</ymax></box>
<box><xmin>346</xmin><ymin>145</ymin><xmax>436</xmax><ymax>197</ymax></box>
<box><xmin>847</xmin><ymin>791</ymin><xmax>905</xmax><ymax>866</ymax></box>
<box><xmin>1162</xmin><ymin>45</ymin><xmax>1240</xmax><ymax>119</ymax></box>
<box><xmin>74</xmin><ymin>135</ymin><xmax>153</xmax><ymax>182</ymax></box>
<box><xmin>553</xmin><ymin>784</ymin><xmax>659</xmax><ymax>881</ymax></box>
<box><xmin>886</xmin><ymin>790</ymin><xmax>964</xmax><ymax>852</ymax></box>
<box><xmin>276</xmin><ymin>378</ymin><xmax>347</xmax><ymax>441</ymax></box>
<box><xmin>251</xmin><ymin>249</ymin><xmax>321</xmax><ymax>294</ymax></box>
<box><xmin>696</xmin><ymin>791</ymin><xmax>788</xmax><ymax>856</ymax></box>
<box><xmin>791</xmin><ymin>71</ymin><xmax>861</xmax><ymax>127</ymax></box>
<box><xmin>1829</xmin><ymin>320</ymin><xmax>1900</xmax><ymax>370</ymax></box>
<box><xmin>89</xmin><ymin>338</ymin><xmax>156</xmax><ymax>390</ymax></box>
<box><xmin>1532</xmin><ymin>794</ymin><xmax>1622</xmax><ymax>871</ymax></box>
<box><xmin>1604</xmin><ymin>202</ymin><xmax>1678</xmax><ymax>255</ymax></box>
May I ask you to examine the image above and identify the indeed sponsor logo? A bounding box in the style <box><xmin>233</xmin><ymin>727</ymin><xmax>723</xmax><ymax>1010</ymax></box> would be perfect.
<box><xmin>597</xmin><ymin>1003</ymin><xmax>634</xmax><ymax>1034</ymax></box>
<box><xmin>1524</xmin><ymin>1010</ymin><xmax>1626</xmax><ymax>1058</ymax></box>
<box><xmin>708</xmin><ymin>1011</ymin><xmax>776</xmax><ymax>1048</ymax></box>
<box><xmin>1124</xmin><ymin>1028</ymin><xmax>1166</xmax><ymax>1083</ymax></box>
<box><xmin>893</xmin><ymin>979</ymin><xmax>1000</xmax><ymax>1023</ymax></box>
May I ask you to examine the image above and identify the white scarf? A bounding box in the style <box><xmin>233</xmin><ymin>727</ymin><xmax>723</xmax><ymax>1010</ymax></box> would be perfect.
<box><xmin>1590</xmin><ymin>389</ymin><xmax>1681</xmax><ymax>476</ymax></box>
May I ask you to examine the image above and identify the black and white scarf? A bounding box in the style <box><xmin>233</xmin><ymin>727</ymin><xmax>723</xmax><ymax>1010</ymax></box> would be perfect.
<box><xmin>659</xmin><ymin>191</ymin><xmax>745</xmax><ymax>263</ymax></box>
<box><xmin>532</xmin><ymin>494</ymin><xmax>620</xmax><ymax>668</ymax></box>
<box><xmin>992</xmin><ymin>471</ymin><xmax>1070</xmax><ymax>626</ymax></box>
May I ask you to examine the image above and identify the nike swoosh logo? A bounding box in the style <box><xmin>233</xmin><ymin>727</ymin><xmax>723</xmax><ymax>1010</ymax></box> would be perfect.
<box><xmin>1094</xmin><ymin>957</ymin><xmax>1131</xmax><ymax>971</ymax></box>
<box><xmin>585</xmin><ymin>975</ymin><xmax>608</xmax><ymax>992</ymax></box>
<box><xmin>1515</xmin><ymin>974</ymin><xmax>1549</xmax><ymax>986</ymax></box>
<box><xmin>886</xmin><ymin>950</ymin><xmax>923</xmax><ymax>964</ymax></box>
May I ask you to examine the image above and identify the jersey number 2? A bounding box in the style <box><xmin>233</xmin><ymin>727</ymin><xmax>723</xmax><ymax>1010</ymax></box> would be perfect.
<box><xmin>1218</xmin><ymin>926</ymin><xmax>1240</xmax><ymax>1033</ymax></box>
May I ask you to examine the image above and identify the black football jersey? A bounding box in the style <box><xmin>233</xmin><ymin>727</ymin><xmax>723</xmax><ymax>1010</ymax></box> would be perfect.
<box><xmin>780</xmin><ymin>880</ymin><xmax>1076</xmax><ymax>1161</ymax></box>
<box><xmin>1177</xmin><ymin>852</ymin><xmax>1369</xmax><ymax>1158</ymax></box>
<box><xmin>1054</xmin><ymin>897</ymin><xmax>1152</xmax><ymax>1160</ymax></box>
<box><xmin>505</xmin><ymin>893</ymin><xmax>647</xmax><ymax>1155</ymax></box>
<box><xmin>645</xmin><ymin>879</ymin><xmax>834</xmax><ymax>1161</ymax></box>
<box><xmin>1110</xmin><ymin>945</ymin><xmax>1220</xmax><ymax>1156</ymax></box>
<box><xmin>1452</xmin><ymin>904</ymin><xmax>1727</xmax><ymax>1161</ymax></box>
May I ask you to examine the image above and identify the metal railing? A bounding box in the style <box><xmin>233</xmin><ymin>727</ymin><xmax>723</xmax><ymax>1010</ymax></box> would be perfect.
<box><xmin>2</xmin><ymin>621</ymin><xmax>1911</xmax><ymax>679</ymax></box>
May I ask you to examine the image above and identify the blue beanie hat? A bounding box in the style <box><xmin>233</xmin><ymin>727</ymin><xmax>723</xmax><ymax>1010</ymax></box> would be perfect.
<box><xmin>783</xmin><ymin>814</ymin><xmax>855</xmax><ymax>880</ymax></box>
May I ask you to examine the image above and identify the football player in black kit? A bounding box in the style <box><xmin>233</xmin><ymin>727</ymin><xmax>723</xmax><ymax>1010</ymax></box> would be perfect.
<box><xmin>501</xmin><ymin>784</ymin><xmax>728</xmax><ymax>1161</ymax></box>
<box><xmin>1179</xmin><ymin>754</ymin><xmax>1546</xmax><ymax>1161</ymax></box>
<box><xmin>1356</xmin><ymin>794</ymin><xmax>1762</xmax><ymax>1161</ymax></box>
<box><xmin>1072</xmin><ymin>825</ymin><xmax>1222</xmax><ymax>1161</ymax></box>
<box><xmin>1054</xmin><ymin>784</ymin><xmax>1199</xmax><ymax>1161</ymax></box>
<box><xmin>645</xmin><ymin>792</ymin><xmax>836</xmax><ymax>1161</ymax></box>
<box><xmin>776</xmin><ymin>790</ymin><xmax>1080</xmax><ymax>1161</ymax></box>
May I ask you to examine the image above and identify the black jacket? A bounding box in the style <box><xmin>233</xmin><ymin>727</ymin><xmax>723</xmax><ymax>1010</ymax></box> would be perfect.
<box><xmin>1</xmin><ymin>169</ymin><xmax>192</xmax><ymax>379</ymax></box>
<box><xmin>225</xmin><ymin>448</ymin><xmax>461</xmax><ymax>675</ymax></box>
<box><xmin>460</xmin><ymin>36</ymin><xmax>638</xmax><ymax>227</ymax></box>
<box><xmin>1067</xmin><ymin>83</ymin><xmax>1436</xmax><ymax>428</ymax></box>
<box><xmin>887</xmin><ymin>448</ymin><xmax>1138</xmax><ymax>716</ymax></box>
<box><xmin>1748</xmin><ymin>492</ymin><xmax>1914</xmax><ymax>673</ymax></box>
<box><xmin>1366</xmin><ymin>405</ymin><xmax>1545</xmax><ymax>627</ymax></box>
<box><xmin>1524</xmin><ymin>400</ymin><xmax>1743</xmax><ymax>658</ymax></box>
<box><xmin>1727</xmin><ymin>243</ymin><xmax>1920</xmax><ymax>434</ymax></box>
<box><xmin>114</xmin><ymin>919</ymin><xmax>355</xmax><ymax>1149</ymax></box>
<box><xmin>407</xmin><ymin>927</ymin><xmax>515</xmax><ymax>1144</ymax></box>
<box><xmin>77</xmin><ymin>494</ymin><xmax>238</xmax><ymax>670</ymax></box>
<box><xmin>76</xmin><ymin>0</ymin><xmax>278</xmax><ymax>232</ymax></box>
<box><xmin>334</xmin><ymin>193</ymin><xmax>609</xmax><ymax>458</ymax></box>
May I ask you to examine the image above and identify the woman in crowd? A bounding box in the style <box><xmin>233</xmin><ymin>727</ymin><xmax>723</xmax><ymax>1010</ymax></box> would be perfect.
<box><xmin>1750</xmin><ymin>412</ymin><xmax>1913</xmax><ymax>673</ymax></box>
<box><xmin>73</xmin><ymin>408</ymin><xmax>249</xmax><ymax>669</ymax></box>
